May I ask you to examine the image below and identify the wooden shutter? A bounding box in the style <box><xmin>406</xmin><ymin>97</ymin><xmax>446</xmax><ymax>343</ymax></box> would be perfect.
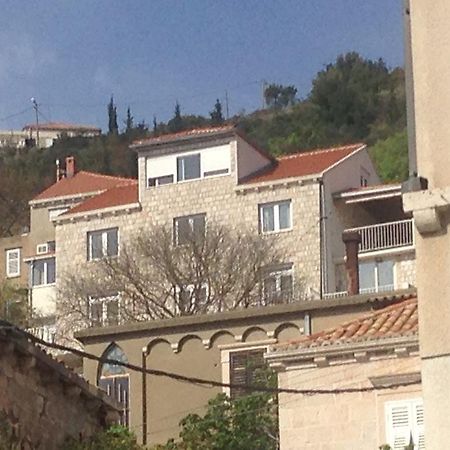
<box><xmin>414</xmin><ymin>400</ymin><xmax>425</xmax><ymax>449</ymax></box>
<box><xmin>229</xmin><ymin>349</ymin><xmax>265</xmax><ymax>399</ymax></box>
<box><xmin>6</xmin><ymin>249</ymin><xmax>20</xmax><ymax>277</ymax></box>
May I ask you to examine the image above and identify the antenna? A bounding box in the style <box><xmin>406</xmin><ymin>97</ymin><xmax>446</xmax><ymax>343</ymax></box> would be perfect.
<box><xmin>31</xmin><ymin>97</ymin><xmax>40</xmax><ymax>148</ymax></box>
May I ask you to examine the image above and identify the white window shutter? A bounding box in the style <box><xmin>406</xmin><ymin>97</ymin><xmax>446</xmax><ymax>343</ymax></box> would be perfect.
<box><xmin>6</xmin><ymin>249</ymin><xmax>20</xmax><ymax>277</ymax></box>
<box><xmin>386</xmin><ymin>403</ymin><xmax>412</xmax><ymax>450</ymax></box>
<box><xmin>414</xmin><ymin>401</ymin><xmax>425</xmax><ymax>449</ymax></box>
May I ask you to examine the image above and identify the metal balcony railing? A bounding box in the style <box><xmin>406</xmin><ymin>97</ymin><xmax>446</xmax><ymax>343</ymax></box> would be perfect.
<box><xmin>347</xmin><ymin>219</ymin><xmax>414</xmax><ymax>254</ymax></box>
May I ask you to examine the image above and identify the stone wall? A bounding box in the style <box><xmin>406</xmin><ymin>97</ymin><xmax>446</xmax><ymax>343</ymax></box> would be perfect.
<box><xmin>0</xmin><ymin>333</ymin><xmax>117</xmax><ymax>449</ymax></box>
<box><xmin>277</xmin><ymin>355</ymin><xmax>421</xmax><ymax>450</ymax></box>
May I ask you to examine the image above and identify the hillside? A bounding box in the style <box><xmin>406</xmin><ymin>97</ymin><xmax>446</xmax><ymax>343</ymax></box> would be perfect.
<box><xmin>0</xmin><ymin>52</ymin><xmax>408</xmax><ymax>237</ymax></box>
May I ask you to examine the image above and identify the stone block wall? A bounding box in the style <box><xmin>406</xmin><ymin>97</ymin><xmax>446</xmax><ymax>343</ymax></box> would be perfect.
<box><xmin>277</xmin><ymin>355</ymin><xmax>421</xmax><ymax>450</ymax></box>
<box><xmin>0</xmin><ymin>340</ymin><xmax>117</xmax><ymax>449</ymax></box>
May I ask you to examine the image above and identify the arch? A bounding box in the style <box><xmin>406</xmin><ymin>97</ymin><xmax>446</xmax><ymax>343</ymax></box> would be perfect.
<box><xmin>177</xmin><ymin>334</ymin><xmax>203</xmax><ymax>353</ymax></box>
<box><xmin>97</xmin><ymin>342</ymin><xmax>129</xmax><ymax>382</ymax></box>
<box><xmin>209</xmin><ymin>330</ymin><xmax>235</xmax><ymax>347</ymax></box>
<box><xmin>145</xmin><ymin>338</ymin><xmax>172</xmax><ymax>356</ymax></box>
<box><xmin>274</xmin><ymin>322</ymin><xmax>301</xmax><ymax>341</ymax></box>
<box><xmin>242</xmin><ymin>326</ymin><xmax>268</xmax><ymax>342</ymax></box>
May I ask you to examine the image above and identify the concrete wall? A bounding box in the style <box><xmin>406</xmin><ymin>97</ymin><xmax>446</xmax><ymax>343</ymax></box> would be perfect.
<box><xmin>277</xmin><ymin>355</ymin><xmax>421</xmax><ymax>450</ymax></box>
<box><xmin>405</xmin><ymin>2</ymin><xmax>450</xmax><ymax>448</ymax></box>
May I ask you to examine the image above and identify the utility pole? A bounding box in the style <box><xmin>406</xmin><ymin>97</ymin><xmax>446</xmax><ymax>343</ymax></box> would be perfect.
<box><xmin>225</xmin><ymin>90</ymin><xmax>230</xmax><ymax>120</ymax></box>
<box><xmin>31</xmin><ymin>97</ymin><xmax>40</xmax><ymax>148</ymax></box>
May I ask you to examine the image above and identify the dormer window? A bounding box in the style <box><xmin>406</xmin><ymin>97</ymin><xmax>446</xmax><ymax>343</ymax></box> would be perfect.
<box><xmin>177</xmin><ymin>154</ymin><xmax>201</xmax><ymax>182</ymax></box>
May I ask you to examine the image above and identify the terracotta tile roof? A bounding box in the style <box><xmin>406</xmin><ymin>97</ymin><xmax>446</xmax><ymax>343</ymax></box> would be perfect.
<box><xmin>65</xmin><ymin>182</ymin><xmax>138</xmax><ymax>215</ymax></box>
<box><xmin>132</xmin><ymin>125</ymin><xmax>236</xmax><ymax>147</ymax></box>
<box><xmin>23</xmin><ymin>122</ymin><xmax>101</xmax><ymax>132</ymax></box>
<box><xmin>242</xmin><ymin>143</ymin><xmax>365</xmax><ymax>184</ymax></box>
<box><xmin>33</xmin><ymin>171</ymin><xmax>135</xmax><ymax>201</ymax></box>
<box><xmin>273</xmin><ymin>297</ymin><xmax>418</xmax><ymax>352</ymax></box>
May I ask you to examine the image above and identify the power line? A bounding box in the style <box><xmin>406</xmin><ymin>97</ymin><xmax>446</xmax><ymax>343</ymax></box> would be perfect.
<box><xmin>0</xmin><ymin>107</ymin><xmax>33</xmax><ymax>123</ymax></box>
<box><xmin>0</xmin><ymin>324</ymin><xmax>420</xmax><ymax>396</ymax></box>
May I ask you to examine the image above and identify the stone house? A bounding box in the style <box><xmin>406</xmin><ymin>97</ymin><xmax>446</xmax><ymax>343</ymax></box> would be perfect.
<box><xmin>75</xmin><ymin>288</ymin><xmax>414</xmax><ymax>446</ymax></box>
<box><xmin>0</xmin><ymin>320</ymin><xmax>119</xmax><ymax>449</ymax></box>
<box><xmin>266</xmin><ymin>295</ymin><xmax>422</xmax><ymax>450</ymax></box>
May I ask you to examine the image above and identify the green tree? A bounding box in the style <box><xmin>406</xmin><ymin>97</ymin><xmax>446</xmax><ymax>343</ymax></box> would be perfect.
<box><xmin>264</xmin><ymin>83</ymin><xmax>297</xmax><ymax>109</ymax></box>
<box><xmin>370</xmin><ymin>129</ymin><xmax>409</xmax><ymax>182</ymax></box>
<box><xmin>154</xmin><ymin>369</ymin><xmax>278</xmax><ymax>450</ymax></box>
<box><xmin>210</xmin><ymin>99</ymin><xmax>224</xmax><ymax>125</ymax></box>
<box><xmin>63</xmin><ymin>425</ymin><xmax>143</xmax><ymax>450</ymax></box>
<box><xmin>108</xmin><ymin>96</ymin><xmax>119</xmax><ymax>135</ymax></box>
<box><xmin>124</xmin><ymin>107</ymin><xmax>134</xmax><ymax>133</ymax></box>
<box><xmin>168</xmin><ymin>102</ymin><xmax>183</xmax><ymax>133</ymax></box>
<box><xmin>0</xmin><ymin>282</ymin><xmax>28</xmax><ymax>327</ymax></box>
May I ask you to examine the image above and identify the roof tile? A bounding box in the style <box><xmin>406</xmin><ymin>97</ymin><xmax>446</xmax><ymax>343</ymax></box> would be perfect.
<box><xmin>243</xmin><ymin>143</ymin><xmax>365</xmax><ymax>184</ymax></box>
<box><xmin>273</xmin><ymin>297</ymin><xmax>418</xmax><ymax>352</ymax></box>
<box><xmin>33</xmin><ymin>171</ymin><xmax>135</xmax><ymax>201</ymax></box>
<box><xmin>65</xmin><ymin>182</ymin><xmax>138</xmax><ymax>215</ymax></box>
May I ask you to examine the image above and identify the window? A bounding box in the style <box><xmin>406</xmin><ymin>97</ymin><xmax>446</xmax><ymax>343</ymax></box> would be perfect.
<box><xmin>359</xmin><ymin>259</ymin><xmax>394</xmax><ymax>294</ymax></box>
<box><xmin>385</xmin><ymin>398</ymin><xmax>424</xmax><ymax>450</ymax></box>
<box><xmin>229</xmin><ymin>349</ymin><xmax>266</xmax><ymax>399</ymax></box>
<box><xmin>259</xmin><ymin>201</ymin><xmax>292</xmax><ymax>233</ymax></box>
<box><xmin>31</xmin><ymin>257</ymin><xmax>56</xmax><ymax>286</ymax></box>
<box><xmin>262</xmin><ymin>264</ymin><xmax>293</xmax><ymax>305</ymax></box>
<box><xmin>177</xmin><ymin>284</ymin><xmax>208</xmax><ymax>313</ymax></box>
<box><xmin>87</xmin><ymin>228</ymin><xmax>118</xmax><ymax>260</ymax></box>
<box><xmin>177</xmin><ymin>153</ymin><xmax>201</xmax><ymax>181</ymax></box>
<box><xmin>6</xmin><ymin>248</ymin><xmax>21</xmax><ymax>278</ymax></box>
<box><xmin>148</xmin><ymin>174</ymin><xmax>174</xmax><ymax>187</ymax></box>
<box><xmin>173</xmin><ymin>214</ymin><xmax>206</xmax><ymax>245</ymax></box>
<box><xmin>98</xmin><ymin>345</ymin><xmax>130</xmax><ymax>426</ymax></box>
<box><xmin>88</xmin><ymin>295</ymin><xmax>120</xmax><ymax>327</ymax></box>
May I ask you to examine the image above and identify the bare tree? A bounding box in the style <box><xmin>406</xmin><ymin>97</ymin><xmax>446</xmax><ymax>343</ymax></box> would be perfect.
<box><xmin>58</xmin><ymin>223</ymin><xmax>303</xmax><ymax>327</ymax></box>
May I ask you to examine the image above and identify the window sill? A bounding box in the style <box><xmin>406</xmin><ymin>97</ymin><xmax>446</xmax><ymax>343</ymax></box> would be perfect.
<box><xmin>32</xmin><ymin>283</ymin><xmax>56</xmax><ymax>289</ymax></box>
<box><xmin>146</xmin><ymin>172</ymin><xmax>230</xmax><ymax>189</ymax></box>
<box><xmin>261</xmin><ymin>227</ymin><xmax>293</xmax><ymax>236</ymax></box>
<box><xmin>6</xmin><ymin>274</ymin><xmax>21</xmax><ymax>279</ymax></box>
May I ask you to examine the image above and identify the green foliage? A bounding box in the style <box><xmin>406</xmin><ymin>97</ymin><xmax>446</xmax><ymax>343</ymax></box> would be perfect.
<box><xmin>264</xmin><ymin>83</ymin><xmax>297</xmax><ymax>109</ymax></box>
<box><xmin>0</xmin><ymin>411</ymin><xmax>20</xmax><ymax>450</ymax></box>
<box><xmin>63</xmin><ymin>425</ymin><xmax>142</xmax><ymax>450</ymax></box>
<box><xmin>125</xmin><ymin>107</ymin><xmax>134</xmax><ymax>133</ymax></box>
<box><xmin>370</xmin><ymin>130</ymin><xmax>409</xmax><ymax>182</ymax></box>
<box><xmin>108</xmin><ymin>96</ymin><xmax>119</xmax><ymax>135</ymax></box>
<box><xmin>154</xmin><ymin>369</ymin><xmax>278</xmax><ymax>450</ymax></box>
<box><xmin>168</xmin><ymin>102</ymin><xmax>183</xmax><ymax>133</ymax></box>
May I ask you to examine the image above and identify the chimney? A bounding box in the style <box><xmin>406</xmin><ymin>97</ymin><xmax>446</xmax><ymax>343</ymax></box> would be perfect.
<box><xmin>65</xmin><ymin>156</ymin><xmax>76</xmax><ymax>178</ymax></box>
<box><xmin>342</xmin><ymin>230</ymin><xmax>361</xmax><ymax>296</ymax></box>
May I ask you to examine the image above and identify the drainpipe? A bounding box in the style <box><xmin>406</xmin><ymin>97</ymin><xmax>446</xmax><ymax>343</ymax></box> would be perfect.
<box><xmin>319</xmin><ymin>180</ymin><xmax>328</xmax><ymax>298</ymax></box>
<box><xmin>142</xmin><ymin>346</ymin><xmax>148</xmax><ymax>446</ymax></box>
<box><xmin>342</xmin><ymin>230</ymin><xmax>361</xmax><ymax>296</ymax></box>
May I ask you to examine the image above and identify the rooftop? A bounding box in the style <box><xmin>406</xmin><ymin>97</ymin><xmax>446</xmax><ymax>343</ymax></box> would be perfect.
<box><xmin>272</xmin><ymin>296</ymin><xmax>418</xmax><ymax>353</ymax></box>
<box><xmin>32</xmin><ymin>171</ymin><xmax>135</xmax><ymax>202</ymax></box>
<box><xmin>23</xmin><ymin>122</ymin><xmax>101</xmax><ymax>132</ymax></box>
<box><xmin>64</xmin><ymin>182</ymin><xmax>139</xmax><ymax>215</ymax></box>
<box><xmin>131</xmin><ymin>125</ymin><xmax>236</xmax><ymax>147</ymax></box>
<box><xmin>243</xmin><ymin>143</ymin><xmax>365</xmax><ymax>184</ymax></box>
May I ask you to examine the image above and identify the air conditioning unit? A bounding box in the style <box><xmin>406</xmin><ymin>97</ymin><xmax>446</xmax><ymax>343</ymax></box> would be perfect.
<box><xmin>36</xmin><ymin>243</ymin><xmax>49</xmax><ymax>255</ymax></box>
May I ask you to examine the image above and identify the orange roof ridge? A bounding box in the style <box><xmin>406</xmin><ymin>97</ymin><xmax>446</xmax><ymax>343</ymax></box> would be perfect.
<box><xmin>273</xmin><ymin>297</ymin><xmax>418</xmax><ymax>352</ymax></box>
<box><xmin>74</xmin><ymin>170</ymin><xmax>136</xmax><ymax>183</ymax></box>
<box><xmin>278</xmin><ymin>143</ymin><xmax>365</xmax><ymax>160</ymax></box>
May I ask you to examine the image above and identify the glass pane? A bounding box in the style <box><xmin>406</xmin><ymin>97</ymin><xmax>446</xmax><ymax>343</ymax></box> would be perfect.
<box><xmin>263</xmin><ymin>276</ymin><xmax>277</xmax><ymax>299</ymax></box>
<box><xmin>359</xmin><ymin>261</ymin><xmax>376</xmax><ymax>292</ymax></box>
<box><xmin>107</xmin><ymin>229</ymin><xmax>118</xmax><ymax>257</ymax></box>
<box><xmin>101</xmin><ymin>345</ymin><xmax>128</xmax><ymax>377</ymax></box>
<box><xmin>280</xmin><ymin>273</ymin><xmax>293</xmax><ymax>298</ymax></box>
<box><xmin>183</xmin><ymin>154</ymin><xmax>201</xmax><ymax>180</ymax></box>
<box><xmin>90</xmin><ymin>302</ymin><xmax>103</xmax><ymax>326</ymax></box>
<box><xmin>106</xmin><ymin>300</ymin><xmax>119</xmax><ymax>326</ymax></box>
<box><xmin>378</xmin><ymin>260</ymin><xmax>394</xmax><ymax>289</ymax></box>
<box><xmin>157</xmin><ymin>175</ymin><xmax>174</xmax><ymax>185</ymax></box>
<box><xmin>90</xmin><ymin>232</ymin><xmax>103</xmax><ymax>259</ymax></box>
<box><xmin>278</xmin><ymin>202</ymin><xmax>291</xmax><ymax>229</ymax></box>
<box><xmin>32</xmin><ymin>261</ymin><xmax>45</xmax><ymax>286</ymax></box>
<box><xmin>176</xmin><ymin>157</ymin><xmax>184</xmax><ymax>181</ymax></box>
<box><xmin>193</xmin><ymin>215</ymin><xmax>206</xmax><ymax>242</ymax></box>
<box><xmin>175</xmin><ymin>217</ymin><xmax>190</xmax><ymax>245</ymax></box>
<box><xmin>262</xmin><ymin>206</ymin><xmax>275</xmax><ymax>232</ymax></box>
<box><xmin>46</xmin><ymin>258</ymin><xmax>56</xmax><ymax>284</ymax></box>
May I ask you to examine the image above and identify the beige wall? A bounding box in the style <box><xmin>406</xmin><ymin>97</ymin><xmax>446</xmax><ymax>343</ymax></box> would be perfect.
<box><xmin>404</xmin><ymin>1</ymin><xmax>450</xmax><ymax>448</ymax></box>
<box><xmin>276</xmin><ymin>355</ymin><xmax>421</xmax><ymax>450</ymax></box>
<box><xmin>0</xmin><ymin>234</ymin><xmax>30</xmax><ymax>287</ymax></box>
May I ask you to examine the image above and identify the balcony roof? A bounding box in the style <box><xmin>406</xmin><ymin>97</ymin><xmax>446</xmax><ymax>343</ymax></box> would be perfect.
<box><xmin>334</xmin><ymin>183</ymin><xmax>402</xmax><ymax>204</ymax></box>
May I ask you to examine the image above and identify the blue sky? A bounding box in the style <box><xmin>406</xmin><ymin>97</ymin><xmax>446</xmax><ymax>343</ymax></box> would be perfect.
<box><xmin>0</xmin><ymin>0</ymin><xmax>404</xmax><ymax>132</ymax></box>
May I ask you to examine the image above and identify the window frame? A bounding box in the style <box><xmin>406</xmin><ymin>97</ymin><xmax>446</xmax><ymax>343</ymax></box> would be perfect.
<box><xmin>6</xmin><ymin>248</ymin><xmax>21</xmax><ymax>278</ymax></box>
<box><xmin>259</xmin><ymin>200</ymin><xmax>292</xmax><ymax>234</ymax></box>
<box><xmin>261</xmin><ymin>263</ymin><xmax>294</xmax><ymax>305</ymax></box>
<box><xmin>88</xmin><ymin>294</ymin><xmax>121</xmax><ymax>327</ymax></box>
<box><xmin>176</xmin><ymin>153</ymin><xmax>201</xmax><ymax>182</ymax></box>
<box><xmin>173</xmin><ymin>213</ymin><xmax>206</xmax><ymax>246</ymax></box>
<box><xmin>31</xmin><ymin>257</ymin><xmax>56</xmax><ymax>287</ymax></box>
<box><xmin>87</xmin><ymin>228</ymin><xmax>119</xmax><ymax>261</ymax></box>
<box><xmin>359</xmin><ymin>259</ymin><xmax>395</xmax><ymax>294</ymax></box>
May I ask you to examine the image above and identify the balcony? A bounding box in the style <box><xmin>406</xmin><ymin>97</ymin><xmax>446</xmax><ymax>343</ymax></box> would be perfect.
<box><xmin>346</xmin><ymin>219</ymin><xmax>414</xmax><ymax>254</ymax></box>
